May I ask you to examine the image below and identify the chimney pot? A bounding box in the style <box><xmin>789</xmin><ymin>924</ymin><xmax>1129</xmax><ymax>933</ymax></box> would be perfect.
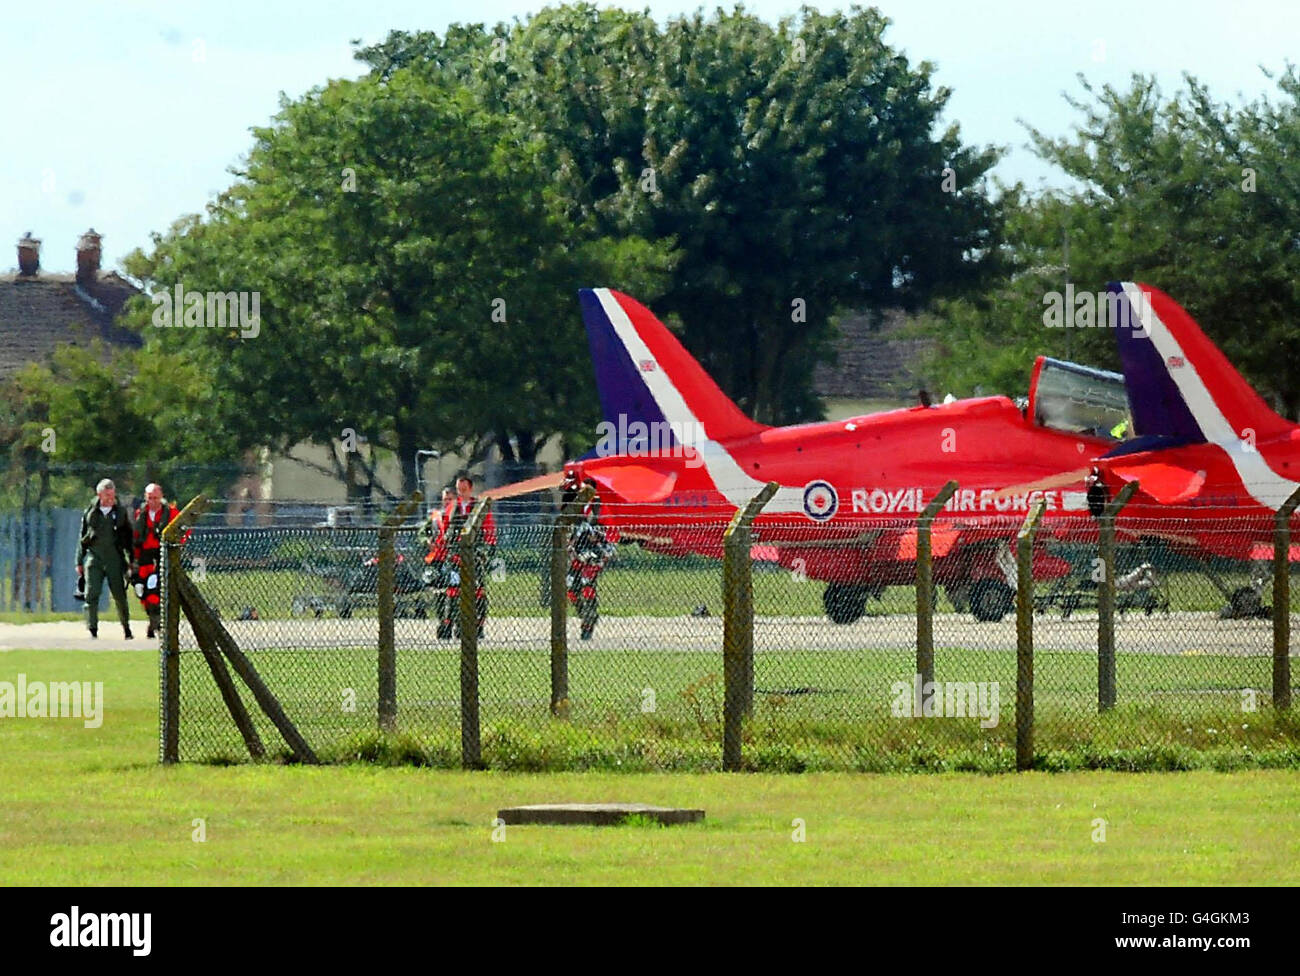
<box><xmin>76</xmin><ymin>228</ymin><xmax>102</xmax><ymax>284</ymax></box>
<box><xmin>17</xmin><ymin>232</ymin><xmax>40</xmax><ymax>276</ymax></box>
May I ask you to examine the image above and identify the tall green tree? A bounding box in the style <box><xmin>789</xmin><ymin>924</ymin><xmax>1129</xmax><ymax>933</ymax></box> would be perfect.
<box><xmin>125</xmin><ymin>69</ymin><xmax>672</xmax><ymax>494</ymax></box>
<box><xmin>357</xmin><ymin>4</ymin><xmax>1006</xmax><ymax>424</ymax></box>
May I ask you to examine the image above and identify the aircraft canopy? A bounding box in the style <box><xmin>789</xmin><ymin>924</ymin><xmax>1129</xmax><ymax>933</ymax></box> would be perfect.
<box><xmin>1030</xmin><ymin>357</ymin><xmax>1131</xmax><ymax>441</ymax></box>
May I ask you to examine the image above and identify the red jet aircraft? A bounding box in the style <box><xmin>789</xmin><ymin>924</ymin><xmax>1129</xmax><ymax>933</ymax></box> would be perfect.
<box><xmin>1027</xmin><ymin>281</ymin><xmax>1300</xmax><ymax>559</ymax></box>
<box><xmin>489</xmin><ymin>283</ymin><xmax>1298</xmax><ymax>623</ymax></box>
<box><xmin>491</xmin><ymin>288</ymin><xmax>1151</xmax><ymax>623</ymax></box>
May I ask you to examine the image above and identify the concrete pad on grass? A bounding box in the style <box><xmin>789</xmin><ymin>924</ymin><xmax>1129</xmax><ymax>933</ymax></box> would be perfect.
<box><xmin>498</xmin><ymin>803</ymin><xmax>705</xmax><ymax>826</ymax></box>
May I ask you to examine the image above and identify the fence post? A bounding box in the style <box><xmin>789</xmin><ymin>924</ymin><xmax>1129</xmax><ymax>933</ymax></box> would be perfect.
<box><xmin>917</xmin><ymin>481</ymin><xmax>959</xmax><ymax>693</ymax></box>
<box><xmin>459</xmin><ymin>498</ymin><xmax>492</xmax><ymax>769</ymax></box>
<box><xmin>18</xmin><ymin>510</ymin><xmax>28</xmax><ymax>612</ymax></box>
<box><xmin>1273</xmin><ymin>487</ymin><xmax>1300</xmax><ymax>711</ymax></box>
<box><xmin>13</xmin><ymin>510</ymin><xmax>27</xmax><ymax>612</ymax></box>
<box><xmin>1</xmin><ymin>515</ymin><xmax>9</xmax><ymax>613</ymax></box>
<box><xmin>1097</xmin><ymin>480</ymin><xmax>1139</xmax><ymax>712</ymax></box>
<box><xmin>160</xmin><ymin>540</ymin><xmax>180</xmax><ymax>763</ymax></box>
<box><xmin>377</xmin><ymin>493</ymin><xmax>421</xmax><ymax>734</ymax></box>
<box><xmin>21</xmin><ymin>509</ymin><xmax>34</xmax><ymax>611</ymax></box>
<box><xmin>41</xmin><ymin>510</ymin><xmax>51</xmax><ymax>613</ymax></box>
<box><xmin>177</xmin><ymin>570</ymin><xmax>319</xmax><ymax>764</ymax></box>
<box><xmin>723</xmin><ymin>481</ymin><xmax>779</xmax><ymax>772</ymax></box>
<box><xmin>159</xmin><ymin>495</ymin><xmax>208</xmax><ymax>764</ymax></box>
<box><xmin>1016</xmin><ymin>498</ymin><xmax>1046</xmax><ymax>772</ymax></box>
<box><xmin>176</xmin><ymin>575</ymin><xmax>266</xmax><ymax>761</ymax></box>
<box><xmin>550</xmin><ymin>484</ymin><xmax>595</xmax><ymax>718</ymax></box>
<box><xmin>32</xmin><ymin>509</ymin><xmax>46</xmax><ymax>613</ymax></box>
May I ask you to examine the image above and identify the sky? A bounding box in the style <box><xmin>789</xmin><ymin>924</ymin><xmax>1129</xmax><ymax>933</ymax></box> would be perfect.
<box><xmin>4</xmin><ymin>0</ymin><xmax>1297</xmax><ymax>272</ymax></box>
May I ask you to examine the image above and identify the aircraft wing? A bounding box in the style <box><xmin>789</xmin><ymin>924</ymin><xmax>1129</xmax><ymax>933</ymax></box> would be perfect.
<box><xmin>1106</xmin><ymin>459</ymin><xmax>1206</xmax><ymax>505</ymax></box>
<box><xmin>586</xmin><ymin>464</ymin><xmax>679</xmax><ymax>504</ymax></box>
<box><xmin>480</xmin><ymin>471</ymin><xmax>566</xmax><ymax>500</ymax></box>
<box><xmin>479</xmin><ymin>463</ymin><xmax>678</xmax><ymax>505</ymax></box>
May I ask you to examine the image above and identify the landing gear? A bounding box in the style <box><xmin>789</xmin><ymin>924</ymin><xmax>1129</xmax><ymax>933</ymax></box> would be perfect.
<box><xmin>823</xmin><ymin>583</ymin><xmax>869</xmax><ymax>625</ymax></box>
<box><xmin>1220</xmin><ymin>585</ymin><xmax>1269</xmax><ymax>620</ymax></box>
<box><xmin>970</xmin><ymin>579</ymin><xmax>1015</xmax><ymax>622</ymax></box>
<box><xmin>396</xmin><ymin>600</ymin><xmax>425</xmax><ymax>619</ymax></box>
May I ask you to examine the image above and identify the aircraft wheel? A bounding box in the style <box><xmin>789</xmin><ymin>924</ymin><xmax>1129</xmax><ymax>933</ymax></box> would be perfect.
<box><xmin>970</xmin><ymin>579</ymin><xmax>1014</xmax><ymax>622</ymax></box>
<box><xmin>1222</xmin><ymin>586</ymin><xmax>1262</xmax><ymax>619</ymax></box>
<box><xmin>944</xmin><ymin>583</ymin><xmax>971</xmax><ymax>613</ymax></box>
<box><xmin>823</xmin><ymin>584</ymin><xmax>868</xmax><ymax>625</ymax></box>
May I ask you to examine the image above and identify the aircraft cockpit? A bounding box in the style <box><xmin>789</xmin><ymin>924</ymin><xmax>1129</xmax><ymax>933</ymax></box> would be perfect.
<box><xmin>1027</xmin><ymin>356</ymin><xmax>1131</xmax><ymax>441</ymax></box>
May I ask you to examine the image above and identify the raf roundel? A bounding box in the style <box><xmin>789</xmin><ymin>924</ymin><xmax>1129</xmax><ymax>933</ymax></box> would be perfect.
<box><xmin>802</xmin><ymin>480</ymin><xmax>839</xmax><ymax>522</ymax></box>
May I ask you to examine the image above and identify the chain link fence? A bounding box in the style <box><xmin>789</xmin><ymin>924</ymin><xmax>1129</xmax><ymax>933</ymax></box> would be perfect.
<box><xmin>0</xmin><ymin>497</ymin><xmax>419</xmax><ymax>616</ymax></box>
<box><xmin>750</xmin><ymin>514</ymin><xmax>1294</xmax><ymax>770</ymax></box>
<box><xmin>159</xmin><ymin>498</ymin><xmax>1300</xmax><ymax>771</ymax></box>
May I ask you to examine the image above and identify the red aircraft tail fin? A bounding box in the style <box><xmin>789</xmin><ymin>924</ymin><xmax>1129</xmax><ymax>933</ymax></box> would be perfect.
<box><xmin>1112</xmin><ymin>282</ymin><xmax>1292</xmax><ymax>446</ymax></box>
<box><xmin>578</xmin><ymin>289</ymin><xmax>767</xmax><ymax>451</ymax></box>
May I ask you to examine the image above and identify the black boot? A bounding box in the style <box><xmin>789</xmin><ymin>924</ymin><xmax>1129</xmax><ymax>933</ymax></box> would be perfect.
<box><xmin>123</xmin><ymin>625</ymin><xmax>133</xmax><ymax>640</ymax></box>
<box><xmin>88</xmin><ymin>627</ymin><xmax>97</xmax><ymax>639</ymax></box>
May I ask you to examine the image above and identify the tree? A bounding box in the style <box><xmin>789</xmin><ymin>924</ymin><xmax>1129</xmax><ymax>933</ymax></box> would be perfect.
<box><xmin>124</xmin><ymin>69</ymin><xmax>673</xmax><ymax>495</ymax></box>
<box><xmin>927</xmin><ymin>68</ymin><xmax>1300</xmax><ymax>418</ymax></box>
<box><xmin>356</xmin><ymin>4</ymin><xmax>1007</xmax><ymax>425</ymax></box>
<box><xmin>0</xmin><ymin>342</ymin><xmax>243</xmax><ymax>507</ymax></box>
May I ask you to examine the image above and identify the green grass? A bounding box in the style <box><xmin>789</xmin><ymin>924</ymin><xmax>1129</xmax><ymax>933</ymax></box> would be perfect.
<box><xmin>5</xmin><ymin>642</ymin><xmax>1293</xmax><ymax>773</ymax></box>
<box><xmin>6</xmin><ymin>547</ymin><xmax>1289</xmax><ymax>623</ymax></box>
<box><xmin>195</xmin><ymin>564</ymin><xmax>831</xmax><ymax>620</ymax></box>
<box><xmin>0</xmin><ymin>649</ymin><xmax>1297</xmax><ymax>884</ymax></box>
<box><xmin>188</xmin><ymin>558</ymin><xmax>1289</xmax><ymax>621</ymax></box>
<box><xmin>168</xmin><ymin>642</ymin><xmax>1299</xmax><ymax>770</ymax></box>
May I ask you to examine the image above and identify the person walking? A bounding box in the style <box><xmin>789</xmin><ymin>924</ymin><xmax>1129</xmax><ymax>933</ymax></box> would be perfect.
<box><xmin>564</xmin><ymin>477</ymin><xmax>615</xmax><ymax>639</ymax></box>
<box><xmin>132</xmin><ymin>483</ymin><xmax>180</xmax><ymax>638</ymax></box>
<box><xmin>419</xmin><ymin>486</ymin><xmax>456</xmax><ymax>631</ymax></box>
<box><xmin>77</xmin><ymin>479</ymin><xmax>135</xmax><ymax>639</ymax></box>
<box><xmin>436</xmin><ymin>473</ymin><xmax>496</xmax><ymax>639</ymax></box>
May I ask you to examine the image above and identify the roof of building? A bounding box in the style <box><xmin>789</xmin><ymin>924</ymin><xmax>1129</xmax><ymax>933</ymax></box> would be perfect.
<box><xmin>0</xmin><ymin>270</ymin><xmax>142</xmax><ymax>378</ymax></box>
<box><xmin>813</xmin><ymin>307</ymin><xmax>935</xmax><ymax>403</ymax></box>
